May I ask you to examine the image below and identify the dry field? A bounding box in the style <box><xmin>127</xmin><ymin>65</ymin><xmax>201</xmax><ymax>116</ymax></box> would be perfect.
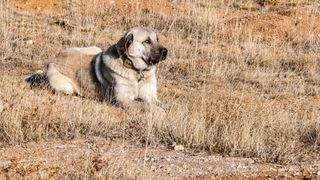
<box><xmin>0</xmin><ymin>0</ymin><xmax>320</xmax><ymax>178</ymax></box>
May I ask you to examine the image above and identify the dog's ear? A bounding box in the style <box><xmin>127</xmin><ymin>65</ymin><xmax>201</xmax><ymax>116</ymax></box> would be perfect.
<box><xmin>115</xmin><ymin>33</ymin><xmax>134</xmax><ymax>56</ymax></box>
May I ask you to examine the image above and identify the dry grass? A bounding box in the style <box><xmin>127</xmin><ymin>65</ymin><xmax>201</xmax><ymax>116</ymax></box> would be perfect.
<box><xmin>1</xmin><ymin>1</ymin><xmax>320</xmax><ymax>176</ymax></box>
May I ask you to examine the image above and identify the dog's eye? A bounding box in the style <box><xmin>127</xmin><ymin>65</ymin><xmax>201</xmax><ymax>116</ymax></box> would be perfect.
<box><xmin>143</xmin><ymin>39</ymin><xmax>151</xmax><ymax>44</ymax></box>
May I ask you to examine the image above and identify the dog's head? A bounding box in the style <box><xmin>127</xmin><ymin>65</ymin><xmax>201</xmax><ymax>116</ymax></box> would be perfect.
<box><xmin>115</xmin><ymin>27</ymin><xmax>168</xmax><ymax>70</ymax></box>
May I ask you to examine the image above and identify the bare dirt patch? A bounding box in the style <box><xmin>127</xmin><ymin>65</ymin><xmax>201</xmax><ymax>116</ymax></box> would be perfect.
<box><xmin>1</xmin><ymin>138</ymin><xmax>319</xmax><ymax>179</ymax></box>
<box><xmin>8</xmin><ymin>0</ymin><xmax>65</xmax><ymax>14</ymax></box>
<box><xmin>219</xmin><ymin>8</ymin><xmax>320</xmax><ymax>42</ymax></box>
<box><xmin>8</xmin><ymin>0</ymin><xmax>175</xmax><ymax>14</ymax></box>
<box><xmin>8</xmin><ymin>0</ymin><xmax>320</xmax><ymax>43</ymax></box>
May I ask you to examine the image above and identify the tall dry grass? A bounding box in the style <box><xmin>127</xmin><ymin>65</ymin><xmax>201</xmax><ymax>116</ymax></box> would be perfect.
<box><xmin>0</xmin><ymin>0</ymin><xmax>319</xmax><ymax>167</ymax></box>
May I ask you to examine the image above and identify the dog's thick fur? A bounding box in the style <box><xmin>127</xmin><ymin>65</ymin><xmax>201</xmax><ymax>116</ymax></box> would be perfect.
<box><xmin>25</xmin><ymin>27</ymin><xmax>168</xmax><ymax>108</ymax></box>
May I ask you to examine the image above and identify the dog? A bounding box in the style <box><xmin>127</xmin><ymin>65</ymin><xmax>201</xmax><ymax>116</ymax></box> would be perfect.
<box><xmin>25</xmin><ymin>27</ymin><xmax>168</xmax><ymax>109</ymax></box>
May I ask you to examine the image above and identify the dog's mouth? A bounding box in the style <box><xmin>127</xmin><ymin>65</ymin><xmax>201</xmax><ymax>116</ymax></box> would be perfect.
<box><xmin>124</xmin><ymin>47</ymin><xmax>168</xmax><ymax>67</ymax></box>
<box><xmin>142</xmin><ymin>56</ymin><xmax>159</xmax><ymax>66</ymax></box>
<box><xmin>146</xmin><ymin>57</ymin><xmax>161</xmax><ymax>66</ymax></box>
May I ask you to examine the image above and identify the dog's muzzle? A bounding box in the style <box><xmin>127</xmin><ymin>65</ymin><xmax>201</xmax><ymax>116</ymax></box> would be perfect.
<box><xmin>160</xmin><ymin>48</ymin><xmax>168</xmax><ymax>61</ymax></box>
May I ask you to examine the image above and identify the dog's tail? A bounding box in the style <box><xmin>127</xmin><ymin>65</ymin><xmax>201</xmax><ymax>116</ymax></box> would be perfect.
<box><xmin>25</xmin><ymin>70</ymin><xmax>49</xmax><ymax>88</ymax></box>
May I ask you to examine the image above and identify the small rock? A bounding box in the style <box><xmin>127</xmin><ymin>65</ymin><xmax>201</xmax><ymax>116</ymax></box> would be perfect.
<box><xmin>270</xmin><ymin>167</ymin><xmax>276</xmax><ymax>171</ymax></box>
<box><xmin>317</xmin><ymin>171</ymin><xmax>320</xmax><ymax>175</ymax></box>
<box><xmin>182</xmin><ymin>164</ymin><xmax>187</xmax><ymax>169</ymax></box>
<box><xmin>293</xmin><ymin>172</ymin><xmax>301</xmax><ymax>176</ymax></box>
<box><xmin>25</xmin><ymin>40</ymin><xmax>34</xmax><ymax>45</ymax></box>
<box><xmin>144</xmin><ymin>157</ymin><xmax>151</xmax><ymax>162</ymax></box>
<box><xmin>174</xmin><ymin>145</ymin><xmax>184</xmax><ymax>151</ymax></box>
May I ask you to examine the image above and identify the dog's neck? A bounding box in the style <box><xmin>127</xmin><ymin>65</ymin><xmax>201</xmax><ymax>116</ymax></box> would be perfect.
<box><xmin>101</xmin><ymin>46</ymin><xmax>153</xmax><ymax>81</ymax></box>
<box><xmin>121</xmin><ymin>54</ymin><xmax>139</xmax><ymax>71</ymax></box>
<box><xmin>120</xmin><ymin>55</ymin><xmax>146</xmax><ymax>80</ymax></box>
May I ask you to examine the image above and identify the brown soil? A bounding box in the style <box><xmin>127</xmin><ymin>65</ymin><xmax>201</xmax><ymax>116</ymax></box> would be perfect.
<box><xmin>1</xmin><ymin>138</ymin><xmax>319</xmax><ymax>179</ymax></box>
<box><xmin>8</xmin><ymin>0</ymin><xmax>65</xmax><ymax>14</ymax></box>
<box><xmin>9</xmin><ymin>0</ymin><xmax>175</xmax><ymax>14</ymax></box>
<box><xmin>8</xmin><ymin>0</ymin><xmax>320</xmax><ymax>42</ymax></box>
<box><xmin>219</xmin><ymin>8</ymin><xmax>320</xmax><ymax>42</ymax></box>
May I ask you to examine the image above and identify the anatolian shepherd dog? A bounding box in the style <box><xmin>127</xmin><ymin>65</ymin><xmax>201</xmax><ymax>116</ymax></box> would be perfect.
<box><xmin>25</xmin><ymin>27</ymin><xmax>168</xmax><ymax>109</ymax></box>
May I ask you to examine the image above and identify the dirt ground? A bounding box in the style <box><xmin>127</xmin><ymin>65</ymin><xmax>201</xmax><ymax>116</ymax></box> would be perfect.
<box><xmin>1</xmin><ymin>138</ymin><xmax>319</xmax><ymax>179</ymax></box>
<box><xmin>8</xmin><ymin>0</ymin><xmax>175</xmax><ymax>14</ymax></box>
<box><xmin>1</xmin><ymin>0</ymin><xmax>320</xmax><ymax>179</ymax></box>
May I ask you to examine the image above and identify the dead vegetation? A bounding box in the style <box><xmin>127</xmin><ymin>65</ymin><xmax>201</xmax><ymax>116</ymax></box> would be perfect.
<box><xmin>0</xmin><ymin>0</ymin><xmax>320</xmax><ymax>178</ymax></box>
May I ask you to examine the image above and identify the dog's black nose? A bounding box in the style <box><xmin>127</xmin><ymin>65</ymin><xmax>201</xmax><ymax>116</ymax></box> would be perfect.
<box><xmin>160</xmin><ymin>48</ymin><xmax>168</xmax><ymax>60</ymax></box>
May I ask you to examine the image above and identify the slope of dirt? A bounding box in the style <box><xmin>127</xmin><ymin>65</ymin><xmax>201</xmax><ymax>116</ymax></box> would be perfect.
<box><xmin>9</xmin><ymin>0</ymin><xmax>175</xmax><ymax>14</ymax></box>
<box><xmin>8</xmin><ymin>0</ymin><xmax>320</xmax><ymax>43</ymax></box>
<box><xmin>8</xmin><ymin>0</ymin><xmax>65</xmax><ymax>14</ymax></box>
<box><xmin>219</xmin><ymin>8</ymin><xmax>320</xmax><ymax>42</ymax></box>
<box><xmin>1</xmin><ymin>138</ymin><xmax>319</xmax><ymax>179</ymax></box>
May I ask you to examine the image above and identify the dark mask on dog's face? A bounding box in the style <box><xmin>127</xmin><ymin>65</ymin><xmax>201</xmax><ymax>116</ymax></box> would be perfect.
<box><xmin>115</xmin><ymin>27</ymin><xmax>168</xmax><ymax>70</ymax></box>
<box><xmin>142</xmin><ymin>36</ymin><xmax>168</xmax><ymax>65</ymax></box>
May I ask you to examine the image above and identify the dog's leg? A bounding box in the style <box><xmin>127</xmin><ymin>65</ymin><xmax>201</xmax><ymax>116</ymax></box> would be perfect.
<box><xmin>113</xmin><ymin>82</ymin><xmax>146</xmax><ymax>111</ymax></box>
<box><xmin>47</xmin><ymin>63</ymin><xmax>79</xmax><ymax>95</ymax></box>
<box><xmin>137</xmin><ymin>75</ymin><xmax>168</xmax><ymax>114</ymax></box>
<box><xmin>138</xmin><ymin>74</ymin><xmax>160</xmax><ymax>105</ymax></box>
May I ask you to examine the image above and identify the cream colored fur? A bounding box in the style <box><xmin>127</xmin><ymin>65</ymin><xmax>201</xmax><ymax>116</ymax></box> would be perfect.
<box><xmin>25</xmin><ymin>27</ymin><xmax>168</xmax><ymax>109</ymax></box>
